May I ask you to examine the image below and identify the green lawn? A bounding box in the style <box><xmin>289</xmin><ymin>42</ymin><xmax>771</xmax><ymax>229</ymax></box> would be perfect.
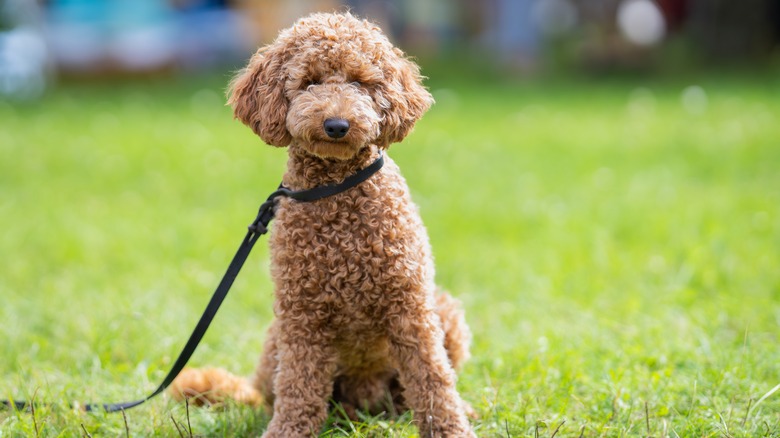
<box><xmin>1</xmin><ymin>70</ymin><xmax>779</xmax><ymax>437</ymax></box>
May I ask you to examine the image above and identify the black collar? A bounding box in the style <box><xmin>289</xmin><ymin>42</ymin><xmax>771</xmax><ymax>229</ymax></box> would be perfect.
<box><xmin>278</xmin><ymin>152</ymin><xmax>384</xmax><ymax>202</ymax></box>
<box><xmin>248</xmin><ymin>152</ymin><xmax>384</xmax><ymax>234</ymax></box>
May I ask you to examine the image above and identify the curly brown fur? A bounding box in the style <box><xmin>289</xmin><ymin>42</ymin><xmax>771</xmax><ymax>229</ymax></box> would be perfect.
<box><xmin>170</xmin><ymin>12</ymin><xmax>474</xmax><ymax>437</ymax></box>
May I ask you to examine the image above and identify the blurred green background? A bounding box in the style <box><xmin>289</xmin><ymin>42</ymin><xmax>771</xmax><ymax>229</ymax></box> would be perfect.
<box><xmin>2</xmin><ymin>1</ymin><xmax>779</xmax><ymax>436</ymax></box>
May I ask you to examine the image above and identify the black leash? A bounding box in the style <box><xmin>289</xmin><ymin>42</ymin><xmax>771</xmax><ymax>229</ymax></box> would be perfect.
<box><xmin>2</xmin><ymin>153</ymin><xmax>384</xmax><ymax>413</ymax></box>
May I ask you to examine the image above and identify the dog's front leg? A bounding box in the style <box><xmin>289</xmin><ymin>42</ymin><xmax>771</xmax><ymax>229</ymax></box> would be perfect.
<box><xmin>262</xmin><ymin>323</ymin><xmax>336</xmax><ymax>438</ymax></box>
<box><xmin>388</xmin><ymin>311</ymin><xmax>475</xmax><ymax>438</ymax></box>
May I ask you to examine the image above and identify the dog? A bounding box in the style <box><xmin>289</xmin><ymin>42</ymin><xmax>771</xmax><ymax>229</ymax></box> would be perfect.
<box><xmin>170</xmin><ymin>12</ymin><xmax>475</xmax><ymax>437</ymax></box>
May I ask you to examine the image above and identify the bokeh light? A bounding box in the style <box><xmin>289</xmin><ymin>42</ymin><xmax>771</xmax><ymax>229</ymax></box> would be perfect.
<box><xmin>617</xmin><ymin>0</ymin><xmax>667</xmax><ymax>46</ymax></box>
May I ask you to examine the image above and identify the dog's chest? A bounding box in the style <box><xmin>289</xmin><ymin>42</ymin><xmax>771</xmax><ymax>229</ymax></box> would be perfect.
<box><xmin>268</xmin><ymin>178</ymin><xmax>432</xmax><ymax>314</ymax></box>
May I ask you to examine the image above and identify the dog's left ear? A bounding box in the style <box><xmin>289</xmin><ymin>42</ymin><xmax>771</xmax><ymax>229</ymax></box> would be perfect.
<box><xmin>376</xmin><ymin>49</ymin><xmax>434</xmax><ymax>148</ymax></box>
<box><xmin>227</xmin><ymin>44</ymin><xmax>292</xmax><ymax>147</ymax></box>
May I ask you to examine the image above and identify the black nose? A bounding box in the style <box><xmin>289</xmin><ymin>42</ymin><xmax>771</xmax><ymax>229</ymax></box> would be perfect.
<box><xmin>323</xmin><ymin>118</ymin><xmax>350</xmax><ymax>139</ymax></box>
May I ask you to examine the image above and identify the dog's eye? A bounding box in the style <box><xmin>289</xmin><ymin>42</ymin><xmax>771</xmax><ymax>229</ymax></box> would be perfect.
<box><xmin>304</xmin><ymin>78</ymin><xmax>320</xmax><ymax>88</ymax></box>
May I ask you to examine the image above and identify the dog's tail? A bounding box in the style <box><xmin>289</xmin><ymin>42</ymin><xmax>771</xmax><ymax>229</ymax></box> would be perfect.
<box><xmin>168</xmin><ymin>367</ymin><xmax>263</xmax><ymax>407</ymax></box>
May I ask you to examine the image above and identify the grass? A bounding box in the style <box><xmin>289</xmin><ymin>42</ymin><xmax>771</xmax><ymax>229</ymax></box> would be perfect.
<box><xmin>1</xmin><ymin>68</ymin><xmax>779</xmax><ymax>437</ymax></box>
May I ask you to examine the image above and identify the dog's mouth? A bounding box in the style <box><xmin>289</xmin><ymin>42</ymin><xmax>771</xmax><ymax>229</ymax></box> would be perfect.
<box><xmin>303</xmin><ymin>139</ymin><xmax>360</xmax><ymax>160</ymax></box>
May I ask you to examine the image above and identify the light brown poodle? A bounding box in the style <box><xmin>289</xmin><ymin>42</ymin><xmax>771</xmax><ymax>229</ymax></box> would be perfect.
<box><xmin>170</xmin><ymin>12</ymin><xmax>475</xmax><ymax>437</ymax></box>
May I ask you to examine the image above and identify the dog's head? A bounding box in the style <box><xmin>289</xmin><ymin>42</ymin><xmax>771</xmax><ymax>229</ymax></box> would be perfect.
<box><xmin>228</xmin><ymin>12</ymin><xmax>433</xmax><ymax>160</ymax></box>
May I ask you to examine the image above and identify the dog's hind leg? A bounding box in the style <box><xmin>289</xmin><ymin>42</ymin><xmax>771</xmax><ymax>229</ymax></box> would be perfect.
<box><xmin>169</xmin><ymin>367</ymin><xmax>263</xmax><ymax>407</ymax></box>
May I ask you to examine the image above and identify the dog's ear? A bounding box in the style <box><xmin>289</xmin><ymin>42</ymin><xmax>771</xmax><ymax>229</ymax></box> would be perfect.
<box><xmin>376</xmin><ymin>49</ymin><xmax>434</xmax><ymax>148</ymax></box>
<box><xmin>227</xmin><ymin>44</ymin><xmax>292</xmax><ymax>147</ymax></box>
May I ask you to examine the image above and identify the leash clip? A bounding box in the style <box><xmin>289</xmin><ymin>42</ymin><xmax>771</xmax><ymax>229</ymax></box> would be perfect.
<box><xmin>248</xmin><ymin>187</ymin><xmax>296</xmax><ymax>234</ymax></box>
<box><xmin>248</xmin><ymin>199</ymin><xmax>276</xmax><ymax>234</ymax></box>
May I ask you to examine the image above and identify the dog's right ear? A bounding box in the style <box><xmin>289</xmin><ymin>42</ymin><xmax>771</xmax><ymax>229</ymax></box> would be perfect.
<box><xmin>227</xmin><ymin>45</ymin><xmax>292</xmax><ymax>147</ymax></box>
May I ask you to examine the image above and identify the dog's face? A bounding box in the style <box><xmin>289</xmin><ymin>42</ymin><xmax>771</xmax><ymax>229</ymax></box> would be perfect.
<box><xmin>228</xmin><ymin>13</ymin><xmax>434</xmax><ymax>160</ymax></box>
